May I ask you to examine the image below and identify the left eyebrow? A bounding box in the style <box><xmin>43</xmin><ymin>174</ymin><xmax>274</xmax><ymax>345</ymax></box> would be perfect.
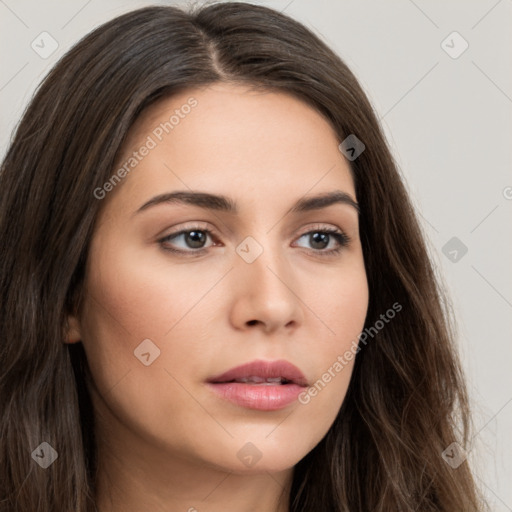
<box><xmin>133</xmin><ymin>189</ymin><xmax>359</xmax><ymax>217</ymax></box>
<box><xmin>290</xmin><ymin>190</ymin><xmax>359</xmax><ymax>214</ymax></box>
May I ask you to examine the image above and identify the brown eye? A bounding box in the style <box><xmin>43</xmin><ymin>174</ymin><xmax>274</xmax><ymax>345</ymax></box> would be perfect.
<box><xmin>294</xmin><ymin>228</ymin><xmax>350</xmax><ymax>256</ymax></box>
<box><xmin>159</xmin><ymin>228</ymin><xmax>216</xmax><ymax>253</ymax></box>
<box><xmin>158</xmin><ymin>225</ymin><xmax>350</xmax><ymax>257</ymax></box>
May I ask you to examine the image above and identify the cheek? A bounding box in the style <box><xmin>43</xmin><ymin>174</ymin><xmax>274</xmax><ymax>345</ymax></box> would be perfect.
<box><xmin>310</xmin><ymin>253</ymin><xmax>369</xmax><ymax>348</ymax></box>
<box><xmin>78</xmin><ymin>243</ymin><xmax>211</xmax><ymax>455</ymax></box>
<box><xmin>297</xmin><ymin>257</ymin><xmax>368</xmax><ymax>414</ymax></box>
<box><xmin>82</xmin><ymin>230</ymin><xmax>215</xmax><ymax>351</ymax></box>
<box><xmin>77</xmin><ymin>236</ymin><xmax>183</xmax><ymax>397</ymax></box>
<box><xmin>78</xmin><ymin>233</ymin><xmax>227</xmax><ymax>421</ymax></box>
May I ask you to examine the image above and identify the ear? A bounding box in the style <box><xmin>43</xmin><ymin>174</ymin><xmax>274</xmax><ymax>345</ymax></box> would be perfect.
<box><xmin>65</xmin><ymin>314</ymin><xmax>82</xmax><ymax>344</ymax></box>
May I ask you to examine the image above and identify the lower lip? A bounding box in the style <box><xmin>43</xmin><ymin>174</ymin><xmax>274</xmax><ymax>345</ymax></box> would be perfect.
<box><xmin>207</xmin><ymin>382</ymin><xmax>305</xmax><ymax>411</ymax></box>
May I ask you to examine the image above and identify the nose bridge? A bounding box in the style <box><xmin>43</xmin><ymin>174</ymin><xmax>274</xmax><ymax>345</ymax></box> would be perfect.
<box><xmin>232</xmin><ymin>230</ymin><xmax>302</xmax><ymax>317</ymax></box>
<box><xmin>236</xmin><ymin>231</ymin><xmax>287</xmax><ymax>290</ymax></box>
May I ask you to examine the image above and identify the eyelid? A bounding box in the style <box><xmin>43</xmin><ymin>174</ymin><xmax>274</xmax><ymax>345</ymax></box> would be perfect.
<box><xmin>295</xmin><ymin>222</ymin><xmax>349</xmax><ymax>238</ymax></box>
<box><xmin>157</xmin><ymin>221</ymin><xmax>221</xmax><ymax>253</ymax></box>
<box><xmin>161</xmin><ymin>221</ymin><xmax>347</xmax><ymax>238</ymax></box>
<box><xmin>159</xmin><ymin>221</ymin><xmax>218</xmax><ymax>240</ymax></box>
<box><xmin>158</xmin><ymin>221</ymin><xmax>351</xmax><ymax>256</ymax></box>
<box><xmin>292</xmin><ymin>224</ymin><xmax>351</xmax><ymax>256</ymax></box>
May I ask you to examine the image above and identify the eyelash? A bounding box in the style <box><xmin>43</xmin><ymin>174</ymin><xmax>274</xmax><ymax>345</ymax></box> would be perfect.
<box><xmin>158</xmin><ymin>224</ymin><xmax>351</xmax><ymax>258</ymax></box>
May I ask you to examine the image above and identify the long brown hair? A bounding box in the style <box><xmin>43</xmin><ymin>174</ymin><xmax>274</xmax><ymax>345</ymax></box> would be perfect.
<box><xmin>0</xmin><ymin>3</ymin><xmax>486</xmax><ymax>510</ymax></box>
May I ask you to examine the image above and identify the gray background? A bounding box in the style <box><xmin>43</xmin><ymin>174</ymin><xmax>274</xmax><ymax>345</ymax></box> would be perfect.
<box><xmin>1</xmin><ymin>0</ymin><xmax>511</xmax><ymax>508</ymax></box>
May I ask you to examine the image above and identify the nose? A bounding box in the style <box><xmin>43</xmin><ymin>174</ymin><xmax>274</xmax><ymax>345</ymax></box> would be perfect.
<box><xmin>228</xmin><ymin>239</ymin><xmax>304</xmax><ymax>335</ymax></box>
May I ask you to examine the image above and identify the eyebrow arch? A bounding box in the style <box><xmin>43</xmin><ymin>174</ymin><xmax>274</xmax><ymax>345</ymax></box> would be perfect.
<box><xmin>133</xmin><ymin>189</ymin><xmax>359</xmax><ymax>216</ymax></box>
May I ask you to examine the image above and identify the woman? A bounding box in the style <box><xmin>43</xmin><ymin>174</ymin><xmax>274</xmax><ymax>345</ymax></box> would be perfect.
<box><xmin>0</xmin><ymin>2</ymin><xmax>486</xmax><ymax>511</ymax></box>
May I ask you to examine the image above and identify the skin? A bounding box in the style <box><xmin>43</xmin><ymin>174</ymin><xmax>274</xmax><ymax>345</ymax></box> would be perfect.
<box><xmin>66</xmin><ymin>82</ymin><xmax>369</xmax><ymax>512</ymax></box>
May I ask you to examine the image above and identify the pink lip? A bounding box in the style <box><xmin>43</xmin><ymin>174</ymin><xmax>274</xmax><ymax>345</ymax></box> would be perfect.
<box><xmin>206</xmin><ymin>359</ymin><xmax>308</xmax><ymax>411</ymax></box>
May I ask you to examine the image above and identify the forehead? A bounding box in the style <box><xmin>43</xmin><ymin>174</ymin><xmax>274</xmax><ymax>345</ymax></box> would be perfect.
<box><xmin>107</xmin><ymin>82</ymin><xmax>355</xmax><ymax>214</ymax></box>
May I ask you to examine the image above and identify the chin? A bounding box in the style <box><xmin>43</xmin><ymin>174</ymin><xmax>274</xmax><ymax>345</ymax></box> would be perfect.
<box><xmin>201</xmin><ymin>434</ymin><xmax>318</xmax><ymax>475</ymax></box>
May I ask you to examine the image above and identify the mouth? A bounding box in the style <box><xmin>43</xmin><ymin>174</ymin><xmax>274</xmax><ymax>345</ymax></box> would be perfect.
<box><xmin>207</xmin><ymin>359</ymin><xmax>308</xmax><ymax>387</ymax></box>
<box><xmin>220</xmin><ymin>376</ymin><xmax>294</xmax><ymax>385</ymax></box>
<box><xmin>206</xmin><ymin>359</ymin><xmax>309</xmax><ymax>411</ymax></box>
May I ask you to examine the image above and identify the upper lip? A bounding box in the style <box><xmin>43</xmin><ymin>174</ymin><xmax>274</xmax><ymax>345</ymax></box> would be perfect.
<box><xmin>207</xmin><ymin>359</ymin><xmax>308</xmax><ymax>387</ymax></box>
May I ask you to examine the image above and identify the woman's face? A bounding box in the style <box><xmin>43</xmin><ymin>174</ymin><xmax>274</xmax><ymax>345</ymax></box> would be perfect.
<box><xmin>68</xmin><ymin>82</ymin><xmax>368</xmax><ymax>474</ymax></box>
